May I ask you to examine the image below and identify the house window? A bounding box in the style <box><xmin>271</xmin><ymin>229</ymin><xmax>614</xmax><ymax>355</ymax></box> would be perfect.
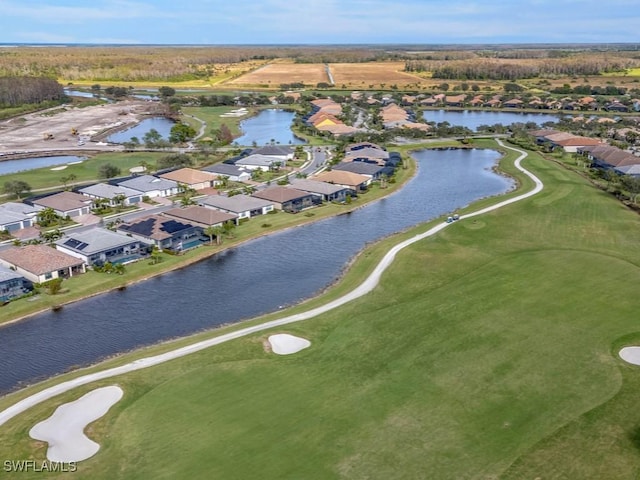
<box><xmin>44</xmin><ymin>272</ymin><xmax>53</xmax><ymax>280</ymax></box>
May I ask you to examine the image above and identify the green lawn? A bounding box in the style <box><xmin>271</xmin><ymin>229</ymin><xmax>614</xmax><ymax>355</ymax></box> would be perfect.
<box><xmin>0</xmin><ymin>152</ymin><xmax>164</xmax><ymax>194</ymax></box>
<box><xmin>182</xmin><ymin>106</ymin><xmax>247</xmax><ymax>138</ymax></box>
<box><xmin>2</xmin><ymin>144</ymin><xmax>640</xmax><ymax>479</ymax></box>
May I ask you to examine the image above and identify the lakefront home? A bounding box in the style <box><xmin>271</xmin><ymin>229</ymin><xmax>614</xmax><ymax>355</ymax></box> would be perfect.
<box><xmin>117</xmin><ymin>214</ymin><xmax>203</xmax><ymax>251</ymax></box>
<box><xmin>0</xmin><ymin>265</ymin><xmax>31</xmax><ymax>302</ymax></box>
<box><xmin>252</xmin><ymin>186</ymin><xmax>318</xmax><ymax>212</ymax></box>
<box><xmin>55</xmin><ymin>228</ymin><xmax>151</xmax><ymax>266</ymax></box>
<box><xmin>163</xmin><ymin>206</ymin><xmax>239</xmax><ymax>227</ymax></box>
<box><xmin>312</xmin><ymin>170</ymin><xmax>371</xmax><ymax>192</ymax></box>
<box><xmin>199</xmin><ymin>194</ymin><xmax>274</xmax><ymax>219</ymax></box>
<box><xmin>289</xmin><ymin>178</ymin><xmax>352</xmax><ymax>202</ymax></box>
<box><xmin>0</xmin><ymin>244</ymin><xmax>86</xmax><ymax>284</ymax></box>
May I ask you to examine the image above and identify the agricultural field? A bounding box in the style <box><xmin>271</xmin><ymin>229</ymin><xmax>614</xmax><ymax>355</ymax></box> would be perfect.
<box><xmin>227</xmin><ymin>61</ymin><xmax>330</xmax><ymax>87</ymax></box>
<box><xmin>2</xmin><ymin>144</ymin><xmax>640</xmax><ymax>478</ymax></box>
<box><xmin>329</xmin><ymin>61</ymin><xmax>425</xmax><ymax>88</ymax></box>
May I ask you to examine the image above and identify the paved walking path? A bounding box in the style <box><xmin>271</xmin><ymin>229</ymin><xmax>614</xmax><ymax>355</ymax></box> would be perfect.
<box><xmin>0</xmin><ymin>140</ymin><xmax>541</xmax><ymax>427</ymax></box>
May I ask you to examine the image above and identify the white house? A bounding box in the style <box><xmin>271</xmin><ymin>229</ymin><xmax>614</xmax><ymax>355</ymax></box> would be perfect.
<box><xmin>117</xmin><ymin>175</ymin><xmax>180</xmax><ymax>198</ymax></box>
<box><xmin>199</xmin><ymin>194</ymin><xmax>274</xmax><ymax>219</ymax></box>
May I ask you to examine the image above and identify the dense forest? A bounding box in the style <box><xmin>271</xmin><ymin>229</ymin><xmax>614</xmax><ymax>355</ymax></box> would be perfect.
<box><xmin>0</xmin><ymin>76</ymin><xmax>64</xmax><ymax>107</ymax></box>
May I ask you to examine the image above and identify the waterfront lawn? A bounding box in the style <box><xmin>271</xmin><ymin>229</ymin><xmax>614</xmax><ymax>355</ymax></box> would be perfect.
<box><xmin>182</xmin><ymin>106</ymin><xmax>246</xmax><ymax>138</ymax></box>
<box><xmin>2</xmin><ymin>145</ymin><xmax>640</xmax><ymax>479</ymax></box>
<box><xmin>0</xmin><ymin>152</ymin><xmax>164</xmax><ymax>194</ymax></box>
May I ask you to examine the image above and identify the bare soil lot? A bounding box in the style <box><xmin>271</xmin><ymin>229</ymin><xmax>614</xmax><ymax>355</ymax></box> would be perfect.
<box><xmin>0</xmin><ymin>100</ymin><xmax>159</xmax><ymax>153</ymax></box>
<box><xmin>330</xmin><ymin>62</ymin><xmax>424</xmax><ymax>87</ymax></box>
<box><xmin>228</xmin><ymin>62</ymin><xmax>329</xmax><ymax>86</ymax></box>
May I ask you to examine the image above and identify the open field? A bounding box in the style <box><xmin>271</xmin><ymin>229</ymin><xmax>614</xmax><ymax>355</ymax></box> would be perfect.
<box><xmin>1</xmin><ymin>143</ymin><xmax>640</xmax><ymax>478</ymax></box>
<box><xmin>227</xmin><ymin>61</ymin><xmax>329</xmax><ymax>86</ymax></box>
<box><xmin>330</xmin><ymin>62</ymin><xmax>425</xmax><ymax>87</ymax></box>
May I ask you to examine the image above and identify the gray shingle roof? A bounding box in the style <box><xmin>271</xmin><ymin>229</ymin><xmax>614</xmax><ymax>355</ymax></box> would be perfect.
<box><xmin>55</xmin><ymin>228</ymin><xmax>145</xmax><ymax>255</ymax></box>
<box><xmin>79</xmin><ymin>183</ymin><xmax>142</xmax><ymax>200</ymax></box>
<box><xmin>333</xmin><ymin>162</ymin><xmax>384</xmax><ymax>176</ymax></box>
<box><xmin>118</xmin><ymin>175</ymin><xmax>178</xmax><ymax>193</ymax></box>
<box><xmin>290</xmin><ymin>179</ymin><xmax>347</xmax><ymax>196</ymax></box>
<box><xmin>201</xmin><ymin>164</ymin><xmax>249</xmax><ymax>177</ymax></box>
<box><xmin>199</xmin><ymin>194</ymin><xmax>273</xmax><ymax>213</ymax></box>
<box><xmin>0</xmin><ymin>264</ymin><xmax>24</xmax><ymax>283</ymax></box>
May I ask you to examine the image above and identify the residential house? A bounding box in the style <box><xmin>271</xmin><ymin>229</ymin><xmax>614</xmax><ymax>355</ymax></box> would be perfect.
<box><xmin>484</xmin><ymin>96</ymin><xmax>502</xmax><ymax>108</ymax></box>
<box><xmin>445</xmin><ymin>94</ymin><xmax>466</xmax><ymax>107</ymax></box>
<box><xmin>503</xmin><ymin>98</ymin><xmax>524</xmax><ymax>108</ymax></box>
<box><xmin>55</xmin><ymin>228</ymin><xmax>151</xmax><ymax>266</ymax></box>
<box><xmin>312</xmin><ymin>170</ymin><xmax>371</xmax><ymax>192</ymax></box>
<box><xmin>163</xmin><ymin>205</ymin><xmax>238</xmax><ymax>227</ymax></box>
<box><xmin>201</xmin><ymin>163</ymin><xmax>251</xmax><ymax>182</ymax></box>
<box><xmin>0</xmin><ymin>244</ymin><xmax>86</xmax><ymax>283</ymax></box>
<box><xmin>117</xmin><ymin>175</ymin><xmax>180</xmax><ymax>198</ymax></box>
<box><xmin>469</xmin><ymin>96</ymin><xmax>484</xmax><ymax>107</ymax></box>
<box><xmin>252</xmin><ymin>186</ymin><xmax>318</xmax><ymax>212</ymax></box>
<box><xmin>235</xmin><ymin>154</ymin><xmax>279</xmax><ymax>171</ymax></box>
<box><xmin>606</xmin><ymin>101</ymin><xmax>629</xmax><ymax>113</ymax></box>
<box><xmin>79</xmin><ymin>183</ymin><xmax>143</xmax><ymax>207</ymax></box>
<box><xmin>0</xmin><ymin>202</ymin><xmax>41</xmax><ymax>233</ymax></box>
<box><xmin>32</xmin><ymin>191</ymin><xmax>93</xmax><ymax>218</ymax></box>
<box><xmin>159</xmin><ymin>168</ymin><xmax>220</xmax><ymax>191</ymax></box>
<box><xmin>199</xmin><ymin>194</ymin><xmax>274</xmax><ymax>219</ymax></box>
<box><xmin>543</xmin><ymin>133</ymin><xmax>602</xmax><ymax>153</ymax></box>
<box><xmin>333</xmin><ymin>161</ymin><xmax>391</xmax><ymax>180</ymax></box>
<box><xmin>289</xmin><ymin>178</ymin><xmax>352</xmax><ymax>202</ymax></box>
<box><xmin>0</xmin><ymin>265</ymin><xmax>31</xmax><ymax>302</ymax></box>
<box><xmin>117</xmin><ymin>214</ymin><xmax>203</xmax><ymax>251</ymax></box>
<box><xmin>250</xmin><ymin>145</ymin><xmax>295</xmax><ymax>161</ymax></box>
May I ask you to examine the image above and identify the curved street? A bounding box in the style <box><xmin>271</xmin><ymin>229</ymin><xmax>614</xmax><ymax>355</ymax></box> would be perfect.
<box><xmin>0</xmin><ymin>139</ymin><xmax>541</xmax><ymax>427</ymax></box>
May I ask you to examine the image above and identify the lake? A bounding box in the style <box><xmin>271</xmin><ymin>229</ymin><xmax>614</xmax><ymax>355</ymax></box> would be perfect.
<box><xmin>0</xmin><ymin>148</ymin><xmax>513</xmax><ymax>394</ymax></box>
<box><xmin>422</xmin><ymin>109</ymin><xmax>561</xmax><ymax>131</ymax></box>
<box><xmin>106</xmin><ymin>117</ymin><xmax>175</xmax><ymax>144</ymax></box>
<box><xmin>0</xmin><ymin>155</ymin><xmax>85</xmax><ymax>175</ymax></box>
<box><xmin>234</xmin><ymin>109</ymin><xmax>305</xmax><ymax>146</ymax></box>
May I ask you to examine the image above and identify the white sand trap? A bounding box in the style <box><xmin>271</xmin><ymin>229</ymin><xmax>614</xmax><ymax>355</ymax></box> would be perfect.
<box><xmin>50</xmin><ymin>166</ymin><xmax>67</xmax><ymax>171</ymax></box>
<box><xmin>619</xmin><ymin>347</ymin><xmax>640</xmax><ymax>365</ymax></box>
<box><xmin>29</xmin><ymin>386</ymin><xmax>123</xmax><ymax>463</ymax></box>
<box><xmin>268</xmin><ymin>334</ymin><xmax>311</xmax><ymax>355</ymax></box>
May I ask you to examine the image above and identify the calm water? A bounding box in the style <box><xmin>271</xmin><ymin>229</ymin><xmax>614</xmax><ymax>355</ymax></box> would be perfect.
<box><xmin>423</xmin><ymin>109</ymin><xmax>560</xmax><ymax>131</ymax></box>
<box><xmin>234</xmin><ymin>109</ymin><xmax>305</xmax><ymax>146</ymax></box>
<box><xmin>0</xmin><ymin>148</ymin><xmax>513</xmax><ymax>394</ymax></box>
<box><xmin>107</xmin><ymin>117</ymin><xmax>175</xmax><ymax>143</ymax></box>
<box><xmin>0</xmin><ymin>155</ymin><xmax>85</xmax><ymax>175</ymax></box>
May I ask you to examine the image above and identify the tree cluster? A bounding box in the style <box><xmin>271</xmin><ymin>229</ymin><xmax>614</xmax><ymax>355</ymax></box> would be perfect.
<box><xmin>405</xmin><ymin>55</ymin><xmax>638</xmax><ymax>80</ymax></box>
<box><xmin>0</xmin><ymin>76</ymin><xmax>64</xmax><ymax>107</ymax></box>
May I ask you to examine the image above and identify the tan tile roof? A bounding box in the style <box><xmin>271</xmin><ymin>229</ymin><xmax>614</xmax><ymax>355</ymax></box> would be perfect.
<box><xmin>159</xmin><ymin>168</ymin><xmax>218</xmax><ymax>186</ymax></box>
<box><xmin>33</xmin><ymin>191</ymin><xmax>91</xmax><ymax>212</ymax></box>
<box><xmin>0</xmin><ymin>244</ymin><xmax>84</xmax><ymax>275</ymax></box>
<box><xmin>313</xmin><ymin>170</ymin><xmax>370</xmax><ymax>187</ymax></box>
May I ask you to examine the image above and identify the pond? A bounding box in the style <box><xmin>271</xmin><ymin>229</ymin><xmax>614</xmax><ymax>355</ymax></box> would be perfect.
<box><xmin>234</xmin><ymin>109</ymin><xmax>305</xmax><ymax>146</ymax></box>
<box><xmin>106</xmin><ymin>117</ymin><xmax>175</xmax><ymax>144</ymax></box>
<box><xmin>0</xmin><ymin>148</ymin><xmax>513</xmax><ymax>394</ymax></box>
<box><xmin>0</xmin><ymin>155</ymin><xmax>85</xmax><ymax>175</ymax></box>
<box><xmin>422</xmin><ymin>109</ymin><xmax>561</xmax><ymax>131</ymax></box>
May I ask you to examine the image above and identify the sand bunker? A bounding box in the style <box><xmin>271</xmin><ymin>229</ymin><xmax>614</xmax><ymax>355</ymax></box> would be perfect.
<box><xmin>29</xmin><ymin>385</ymin><xmax>123</xmax><ymax>463</ymax></box>
<box><xmin>50</xmin><ymin>166</ymin><xmax>67</xmax><ymax>171</ymax></box>
<box><xmin>268</xmin><ymin>334</ymin><xmax>311</xmax><ymax>355</ymax></box>
<box><xmin>619</xmin><ymin>346</ymin><xmax>640</xmax><ymax>365</ymax></box>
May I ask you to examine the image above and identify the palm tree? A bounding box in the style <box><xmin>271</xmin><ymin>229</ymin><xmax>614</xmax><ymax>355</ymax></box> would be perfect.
<box><xmin>113</xmin><ymin>194</ymin><xmax>127</xmax><ymax>212</ymax></box>
<box><xmin>149</xmin><ymin>246</ymin><xmax>162</xmax><ymax>264</ymax></box>
<box><xmin>203</xmin><ymin>226</ymin><xmax>217</xmax><ymax>245</ymax></box>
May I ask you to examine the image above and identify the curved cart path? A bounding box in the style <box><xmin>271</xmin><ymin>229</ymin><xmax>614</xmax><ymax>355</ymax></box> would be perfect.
<box><xmin>0</xmin><ymin>140</ymin><xmax>542</xmax><ymax>427</ymax></box>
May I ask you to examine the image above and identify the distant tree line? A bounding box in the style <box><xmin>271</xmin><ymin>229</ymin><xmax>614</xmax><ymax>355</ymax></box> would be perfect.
<box><xmin>405</xmin><ymin>56</ymin><xmax>639</xmax><ymax>80</ymax></box>
<box><xmin>0</xmin><ymin>76</ymin><xmax>64</xmax><ymax>107</ymax></box>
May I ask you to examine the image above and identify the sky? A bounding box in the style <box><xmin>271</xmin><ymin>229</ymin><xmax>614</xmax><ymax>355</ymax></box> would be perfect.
<box><xmin>0</xmin><ymin>0</ymin><xmax>639</xmax><ymax>45</ymax></box>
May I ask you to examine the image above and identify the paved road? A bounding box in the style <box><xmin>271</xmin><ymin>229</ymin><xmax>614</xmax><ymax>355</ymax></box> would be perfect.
<box><xmin>0</xmin><ymin>140</ymin><xmax>541</xmax><ymax>427</ymax></box>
